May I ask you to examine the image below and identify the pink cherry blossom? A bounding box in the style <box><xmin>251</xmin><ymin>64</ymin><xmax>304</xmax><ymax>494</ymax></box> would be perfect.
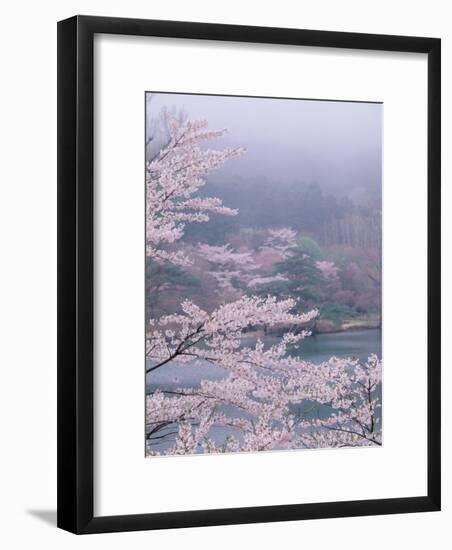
<box><xmin>261</xmin><ymin>227</ymin><xmax>298</xmax><ymax>259</ymax></box>
<box><xmin>146</xmin><ymin>119</ymin><xmax>245</xmax><ymax>266</ymax></box>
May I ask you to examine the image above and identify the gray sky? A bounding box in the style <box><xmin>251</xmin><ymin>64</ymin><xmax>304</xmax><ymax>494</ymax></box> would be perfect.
<box><xmin>146</xmin><ymin>92</ymin><xmax>382</xmax><ymax>196</ymax></box>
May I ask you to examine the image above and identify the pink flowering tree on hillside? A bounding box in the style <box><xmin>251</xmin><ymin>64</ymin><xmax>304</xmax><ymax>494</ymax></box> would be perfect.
<box><xmin>196</xmin><ymin>243</ymin><xmax>258</xmax><ymax>298</ymax></box>
<box><xmin>145</xmin><ymin>117</ymin><xmax>382</xmax><ymax>455</ymax></box>
<box><xmin>245</xmin><ymin>227</ymin><xmax>298</xmax><ymax>292</ymax></box>
<box><xmin>262</xmin><ymin>227</ymin><xmax>298</xmax><ymax>259</ymax></box>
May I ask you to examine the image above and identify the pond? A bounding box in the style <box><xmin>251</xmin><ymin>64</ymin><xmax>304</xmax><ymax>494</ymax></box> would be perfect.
<box><xmin>289</xmin><ymin>328</ymin><xmax>381</xmax><ymax>363</ymax></box>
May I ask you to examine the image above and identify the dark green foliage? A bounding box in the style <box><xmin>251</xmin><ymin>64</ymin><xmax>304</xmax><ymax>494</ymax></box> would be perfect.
<box><xmin>318</xmin><ymin>303</ymin><xmax>359</xmax><ymax>321</ymax></box>
<box><xmin>274</xmin><ymin>247</ymin><xmax>325</xmax><ymax>306</ymax></box>
<box><xmin>156</xmin><ymin>264</ymin><xmax>199</xmax><ymax>288</ymax></box>
<box><xmin>297</xmin><ymin>236</ymin><xmax>323</xmax><ymax>260</ymax></box>
<box><xmin>253</xmin><ymin>246</ymin><xmax>325</xmax><ymax>309</ymax></box>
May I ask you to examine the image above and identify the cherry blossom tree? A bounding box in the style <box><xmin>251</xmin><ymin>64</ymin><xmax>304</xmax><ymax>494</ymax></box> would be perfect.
<box><xmin>261</xmin><ymin>227</ymin><xmax>298</xmax><ymax>259</ymax></box>
<box><xmin>197</xmin><ymin>243</ymin><xmax>258</xmax><ymax>296</ymax></box>
<box><xmin>316</xmin><ymin>260</ymin><xmax>339</xmax><ymax>282</ymax></box>
<box><xmin>315</xmin><ymin>260</ymin><xmax>341</xmax><ymax>302</ymax></box>
<box><xmin>146</xmin><ymin>299</ymin><xmax>381</xmax><ymax>453</ymax></box>
<box><xmin>146</xmin><ymin>296</ymin><xmax>317</xmax><ymax>452</ymax></box>
<box><xmin>146</xmin><ymin>119</ymin><xmax>245</xmax><ymax>266</ymax></box>
<box><xmin>241</xmin><ymin>228</ymin><xmax>297</xmax><ymax>291</ymax></box>
<box><xmin>299</xmin><ymin>353</ymin><xmax>382</xmax><ymax>448</ymax></box>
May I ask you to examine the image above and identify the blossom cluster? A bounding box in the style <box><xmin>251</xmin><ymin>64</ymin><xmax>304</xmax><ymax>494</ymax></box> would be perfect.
<box><xmin>197</xmin><ymin>243</ymin><xmax>258</xmax><ymax>294</ymax></box>
<box><xmin>146</xmin><ymin>295</ymin><xmax>381</xmax><ymax>454</ymax></box>
<box><xmin>261</xmin><ymin>227</ymin><xmax>298</xmax><ymax>259</ymax></box>
<box><xmin>146</xmin><ymin>119</ymin><xmax>245</xmax><ymax>265</ymax></box>
<box><xmin>146</xmin><ymin>349</ymin><xmax>382</xmax><ymax>454</ymax></box>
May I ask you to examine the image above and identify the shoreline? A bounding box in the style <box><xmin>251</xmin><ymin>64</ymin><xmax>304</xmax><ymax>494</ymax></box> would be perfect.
<box><xmin>243</xmin><ymin>320</ymin><xmax>381</xmax><ymax>338</ymax></box>
<box><xmin>313</xmin><ymin>318</ymin><xmax>381</xmax><ymax>335</ymax></box>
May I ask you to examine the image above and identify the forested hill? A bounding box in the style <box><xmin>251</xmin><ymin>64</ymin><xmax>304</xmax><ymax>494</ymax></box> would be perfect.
<box><xmin>184</xmin><ymin>176</ymin><xmax>381</xmax><ymax>250</ymax></box>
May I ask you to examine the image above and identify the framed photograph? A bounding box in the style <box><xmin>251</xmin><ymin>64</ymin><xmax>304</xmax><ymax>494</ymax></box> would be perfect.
<box><xmin>57</xmin><ymin>15</ymin><xmax>441</xmax><ymax>534</ymax></box>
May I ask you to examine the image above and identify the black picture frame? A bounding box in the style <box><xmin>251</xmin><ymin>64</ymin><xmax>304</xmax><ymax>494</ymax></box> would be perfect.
<box><xmin>57</xmin><ymin>15</ymin><xmax>441</xmax><ymax>534</ymax></box>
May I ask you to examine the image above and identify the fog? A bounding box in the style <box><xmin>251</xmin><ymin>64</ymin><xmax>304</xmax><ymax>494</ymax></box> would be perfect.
<box><xmin>146</xmin><ymin>92</ymin><xmax>382</xmax><ymax>197</ymax></box>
